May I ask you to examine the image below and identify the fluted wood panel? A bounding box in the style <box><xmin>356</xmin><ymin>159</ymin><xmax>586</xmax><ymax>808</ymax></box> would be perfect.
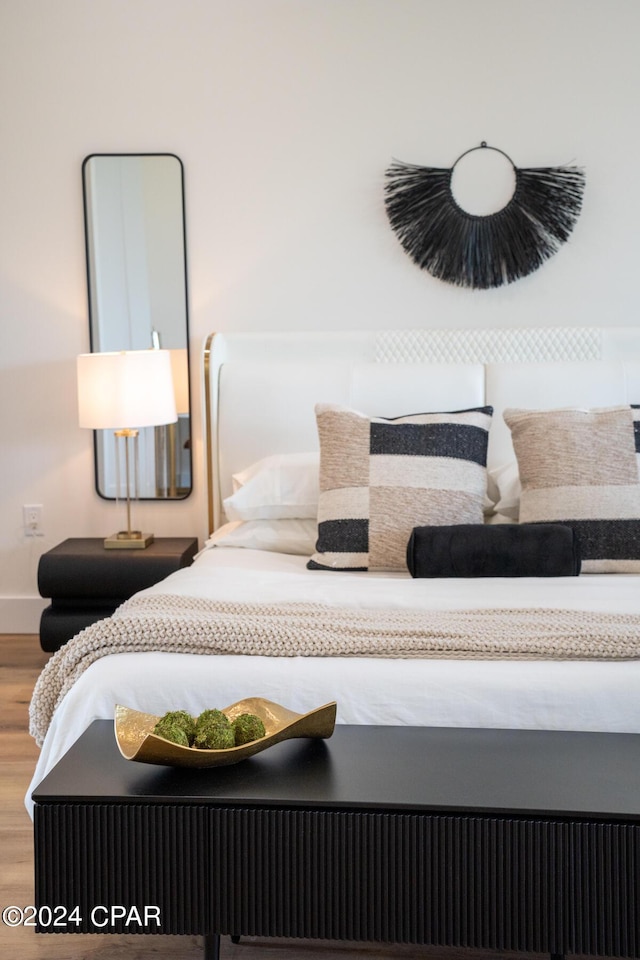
<box><xmin>212</xmin><ymin>809</ymin><xmax>561</xmax><ymax>950</ymax></box>
<box><xmin>564</xmin><ymin>821</ymin><xmax>640</xmax><ymax>958</ymax></box>
<box><xmin>33</xmin><ymin>800</ymin><xmax>640</xmax><ymax>956</ymax></box>
<box><xmin>35</xmin><ymin>804</ymin><xmax>212</xmax><ymax>935</ymax></box>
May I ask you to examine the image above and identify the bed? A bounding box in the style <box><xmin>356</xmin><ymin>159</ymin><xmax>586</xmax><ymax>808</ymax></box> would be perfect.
<box><xmin>26</xmin><ymin>325</ymin><xmax>640</xmax><ymax>816</ymax></box>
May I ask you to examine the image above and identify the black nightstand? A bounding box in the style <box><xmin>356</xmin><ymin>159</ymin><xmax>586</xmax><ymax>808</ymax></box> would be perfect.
<box><xmin>38</xmin><ymin>537</ymin><xmax>198</xmax><ymax>652</ymax></box>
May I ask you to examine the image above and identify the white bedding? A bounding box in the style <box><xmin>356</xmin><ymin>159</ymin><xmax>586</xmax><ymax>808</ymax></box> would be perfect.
<box><xmin>26</xmin><ymin>545</ymin><xmax>640</xmax><ymax>816</ymax></box>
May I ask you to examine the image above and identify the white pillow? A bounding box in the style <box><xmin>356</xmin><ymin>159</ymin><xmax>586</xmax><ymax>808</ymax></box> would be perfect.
<box><xmin>206</xmin><ymin>519</ymin><xmax>318</xmax><ymax>555</ymax></box>
<box><xmin>223</xmin><ymin>452</ymin><xmax>319</xmax><ymax>521</ymax></box>
<box><xmin>489</xmin><ymin>460</ymin><xmax>521</xmax><ymax>520</ymax></box>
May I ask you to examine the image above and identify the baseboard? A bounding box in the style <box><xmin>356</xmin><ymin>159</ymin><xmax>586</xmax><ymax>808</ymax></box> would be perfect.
<box><xmin>0</xmin><ymin>597</ymin><xmax>48</xmax><ymax>634</ymax></box>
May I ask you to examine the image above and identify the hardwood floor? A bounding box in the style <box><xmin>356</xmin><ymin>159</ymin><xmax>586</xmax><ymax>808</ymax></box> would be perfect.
<box><xmin>0</xmin><ymin>634</ymin><xmax>596</xmax><ymax>960</ymax></box>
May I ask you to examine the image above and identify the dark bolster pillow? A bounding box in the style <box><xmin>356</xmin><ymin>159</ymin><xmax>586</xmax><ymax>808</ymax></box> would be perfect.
<box><xmin>406</xmin><ymin>523</ymin><xmax>581</xmax><ymax>578</ymax></box>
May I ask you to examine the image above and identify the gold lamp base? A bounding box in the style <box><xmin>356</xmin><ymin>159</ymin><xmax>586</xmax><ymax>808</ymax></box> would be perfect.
<box><xmin>104</xmin><ymin>531</ymin><xmax>155</xmax><ymax>550</ymax></box>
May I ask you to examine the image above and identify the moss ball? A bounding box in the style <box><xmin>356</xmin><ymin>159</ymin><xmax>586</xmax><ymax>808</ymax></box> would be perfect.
<box><xmin>194</xmin><ymin>719</ymin><xmax>235</xmax><ymax>750</ymax></box>
<box><xmin>156</xmin><ymin>710</ymin><xmax>196</xmax><ymax>744</ymax></box>
<box><xmin>153</xmin><ymin>717</ymin><xmax>191</xmax><ymax>747</ymax></box>
<box><xmin>233</xmin><ymin>713</ymin><xmax>266</xmax><ymax>745</ymax></box>
<box><xmin>196</xmin><ymin>708</ymin><xmax>230</xmax><ymax>729</ymax></box>
<box><xmin>194</xmin><ymin>708</ymin><xmax>235</xmax><ymax>750</ymax></box>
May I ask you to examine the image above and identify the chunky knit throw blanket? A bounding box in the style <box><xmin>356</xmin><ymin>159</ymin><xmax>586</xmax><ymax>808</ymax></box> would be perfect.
<box><xmin>29</xmin><ymin>593</ymin><xmax>640</xmax><ymax>745</ymax></box>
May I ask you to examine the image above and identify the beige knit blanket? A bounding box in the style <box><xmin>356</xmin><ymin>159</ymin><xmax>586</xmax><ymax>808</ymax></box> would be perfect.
<box><xmin>29</xmin><ymin>593</ymin><xmax>640</xmax><ymax>745</ymax></box>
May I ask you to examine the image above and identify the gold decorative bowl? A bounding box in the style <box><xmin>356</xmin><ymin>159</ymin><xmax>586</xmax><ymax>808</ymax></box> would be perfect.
<box><xmin>114</xmin><ymin>698</ymin><xmax>337</xmax><ymax>768</ymax></box>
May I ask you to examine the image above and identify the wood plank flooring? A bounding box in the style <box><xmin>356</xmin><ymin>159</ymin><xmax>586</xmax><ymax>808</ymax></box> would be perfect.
<box><xmin>0</xmin><ymin>634</ymin><xmax>601</xmax><ymax>960</ymax></box>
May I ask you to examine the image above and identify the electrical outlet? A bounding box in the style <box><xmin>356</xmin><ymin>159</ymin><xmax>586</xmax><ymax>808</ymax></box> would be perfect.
<box><xmin>23</xmin><ymin>503</ymin><xmax>44</xmax><ymax>537</ymax></box>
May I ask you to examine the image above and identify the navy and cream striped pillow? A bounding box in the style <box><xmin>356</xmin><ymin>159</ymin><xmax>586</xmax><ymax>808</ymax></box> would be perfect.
<box><xmin>307</xmin><ymin>403</ymin><xmax>493</xmax><ymax>572</ymax></box>
<box><xmin>504</xmin><ymin>405</ymin><xmax>640</xmax><ymax>573</ymax></box>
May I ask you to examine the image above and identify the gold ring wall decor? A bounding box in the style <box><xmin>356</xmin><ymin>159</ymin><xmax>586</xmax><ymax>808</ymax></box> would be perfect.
<box><xmin>384</xmin><ymin>142</ymin><xmax>586</xmax><ymax>290</ymax></box>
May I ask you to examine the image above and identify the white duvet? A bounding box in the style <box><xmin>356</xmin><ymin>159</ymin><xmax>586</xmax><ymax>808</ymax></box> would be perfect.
<box><xmin>26</xmin><ymin>545</ymin><xmax>640</xmax><ymax>816</ymax></box>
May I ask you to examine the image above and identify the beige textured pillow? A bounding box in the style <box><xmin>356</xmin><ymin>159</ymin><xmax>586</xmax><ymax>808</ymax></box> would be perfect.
<box><xmin>307</xmin><ymin>403</ymin><xmax>493</xmax><ymax>572</ymax></box>
<box><xmin>503</xmin><ymin>405</ymin><xmax>640</xmax><ymax>572</ymax></box>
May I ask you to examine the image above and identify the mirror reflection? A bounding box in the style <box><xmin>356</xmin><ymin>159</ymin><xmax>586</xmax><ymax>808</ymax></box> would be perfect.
<box><xmin>82</xmin><ymin>153</ymin><xmax>191</xmax><ymax>499</ymax></box>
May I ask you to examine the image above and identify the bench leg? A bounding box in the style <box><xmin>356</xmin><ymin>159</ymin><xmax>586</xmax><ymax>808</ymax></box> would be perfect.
<box><xmin>204</xmin><ymin>933</ymin><xmax>220</xmax><ymax>960</ymax></box>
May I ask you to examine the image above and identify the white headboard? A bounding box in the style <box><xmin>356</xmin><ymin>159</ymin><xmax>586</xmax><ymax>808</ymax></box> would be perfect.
<box><xmin>203</xmin><ymin>327</ymin><xmax>640</xmax><ymax>534</ymax></box>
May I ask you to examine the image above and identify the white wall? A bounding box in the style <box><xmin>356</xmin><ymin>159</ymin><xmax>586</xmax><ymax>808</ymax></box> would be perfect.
<box><xmin>1</xmin><ymin>0</ymin><xmax>639</xmax><ymax>630</ymax></box>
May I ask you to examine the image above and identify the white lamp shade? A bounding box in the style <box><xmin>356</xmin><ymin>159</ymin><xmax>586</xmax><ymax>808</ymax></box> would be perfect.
<box><xmin>77</xmin><ymin>350</ymin><xmax>178</xmax><ymax>429</ymax></box>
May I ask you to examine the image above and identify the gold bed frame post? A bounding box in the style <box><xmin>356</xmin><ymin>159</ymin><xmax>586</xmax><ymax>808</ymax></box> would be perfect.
<box><xmin>203</xmin><ymin>332</ymin><xmax>218</xmax><ymax>538</ymax></box>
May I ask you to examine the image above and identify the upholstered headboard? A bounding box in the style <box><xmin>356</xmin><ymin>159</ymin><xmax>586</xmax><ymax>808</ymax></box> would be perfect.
<box><xmin>203</xmin><ymin>328</ymin><xmax>640</xmax><ymax>534</ymax></box>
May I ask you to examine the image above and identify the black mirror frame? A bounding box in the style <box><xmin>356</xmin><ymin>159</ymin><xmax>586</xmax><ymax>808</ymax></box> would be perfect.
<box><xmin>81</xmin><ymin>152</ymin><xmax>193</xmax><ymax>501</ymax></box>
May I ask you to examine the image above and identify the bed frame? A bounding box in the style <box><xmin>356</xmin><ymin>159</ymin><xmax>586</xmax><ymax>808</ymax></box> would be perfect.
<box><xmin>203</xmin><ymin>326</ymin><xmax>640</xmax><ymax>534</ymax></box>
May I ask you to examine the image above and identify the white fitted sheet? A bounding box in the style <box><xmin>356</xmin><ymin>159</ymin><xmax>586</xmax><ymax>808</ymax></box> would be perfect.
<box><xmin>26</xmin><ymin>546</ymin><xmax>640</xmax><ymax>816</ymax></box>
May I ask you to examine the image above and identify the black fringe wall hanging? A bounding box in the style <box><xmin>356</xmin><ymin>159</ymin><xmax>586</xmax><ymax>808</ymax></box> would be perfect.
<box><xmin>384</xmin><ymin>142</ymin><xmax>586</xmax><ymax>290</ymax></box>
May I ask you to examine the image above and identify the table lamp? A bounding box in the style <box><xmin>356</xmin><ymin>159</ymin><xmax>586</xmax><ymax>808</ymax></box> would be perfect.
<box><xmin>77</xmin><ymin>350</ymin><xmax>177</xmax><ymax>548</ymax></box>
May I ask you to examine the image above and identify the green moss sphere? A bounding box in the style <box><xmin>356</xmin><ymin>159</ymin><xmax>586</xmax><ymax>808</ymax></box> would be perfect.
<box><xmin>233</xmin><ymin>713</ymin><xmax>266</xmax><ymax>745</ymax></box>
<box><xmin>194</xmin><ymin>708</ymin><xmax>235</xmax><ymax>750</ymax></box>
<box><xmin>196</xmin><ymin>708</ymin><xmax>229</xmax><ymax>728</ymax></box>
<box><xmin>156</xmin><ymin>710</ymin><xmax>196</xmax><ymax>744</ymax></box>
<box><xmin>153</xmin><ymin>717</ymin><xmax>191</xmax><ymax>747</ymax></box>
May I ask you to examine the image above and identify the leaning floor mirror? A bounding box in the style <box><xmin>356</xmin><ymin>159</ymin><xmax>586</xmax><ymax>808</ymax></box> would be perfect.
<box><xmin>82</xmin><ymin>153</ymin><xmax>192</xmax><ymax>500</ymax></box>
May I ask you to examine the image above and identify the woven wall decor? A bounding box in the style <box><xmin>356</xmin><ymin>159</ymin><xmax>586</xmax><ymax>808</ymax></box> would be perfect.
<box><xmin>384</xmin><ymin>142</ymin><xmax>586</xmax><ymax>290</ymax></box>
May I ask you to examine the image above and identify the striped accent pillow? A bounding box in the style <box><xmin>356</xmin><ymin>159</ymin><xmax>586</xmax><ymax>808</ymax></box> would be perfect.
<box><xmin>504</xmin><ymin>405</ymin><xmax>640</xmax><ymax>573</ymax></box>
<box><xmin>307</xmin><ymin>403</ymin><xmax>493</xmax><ymax>572</ymax></box>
